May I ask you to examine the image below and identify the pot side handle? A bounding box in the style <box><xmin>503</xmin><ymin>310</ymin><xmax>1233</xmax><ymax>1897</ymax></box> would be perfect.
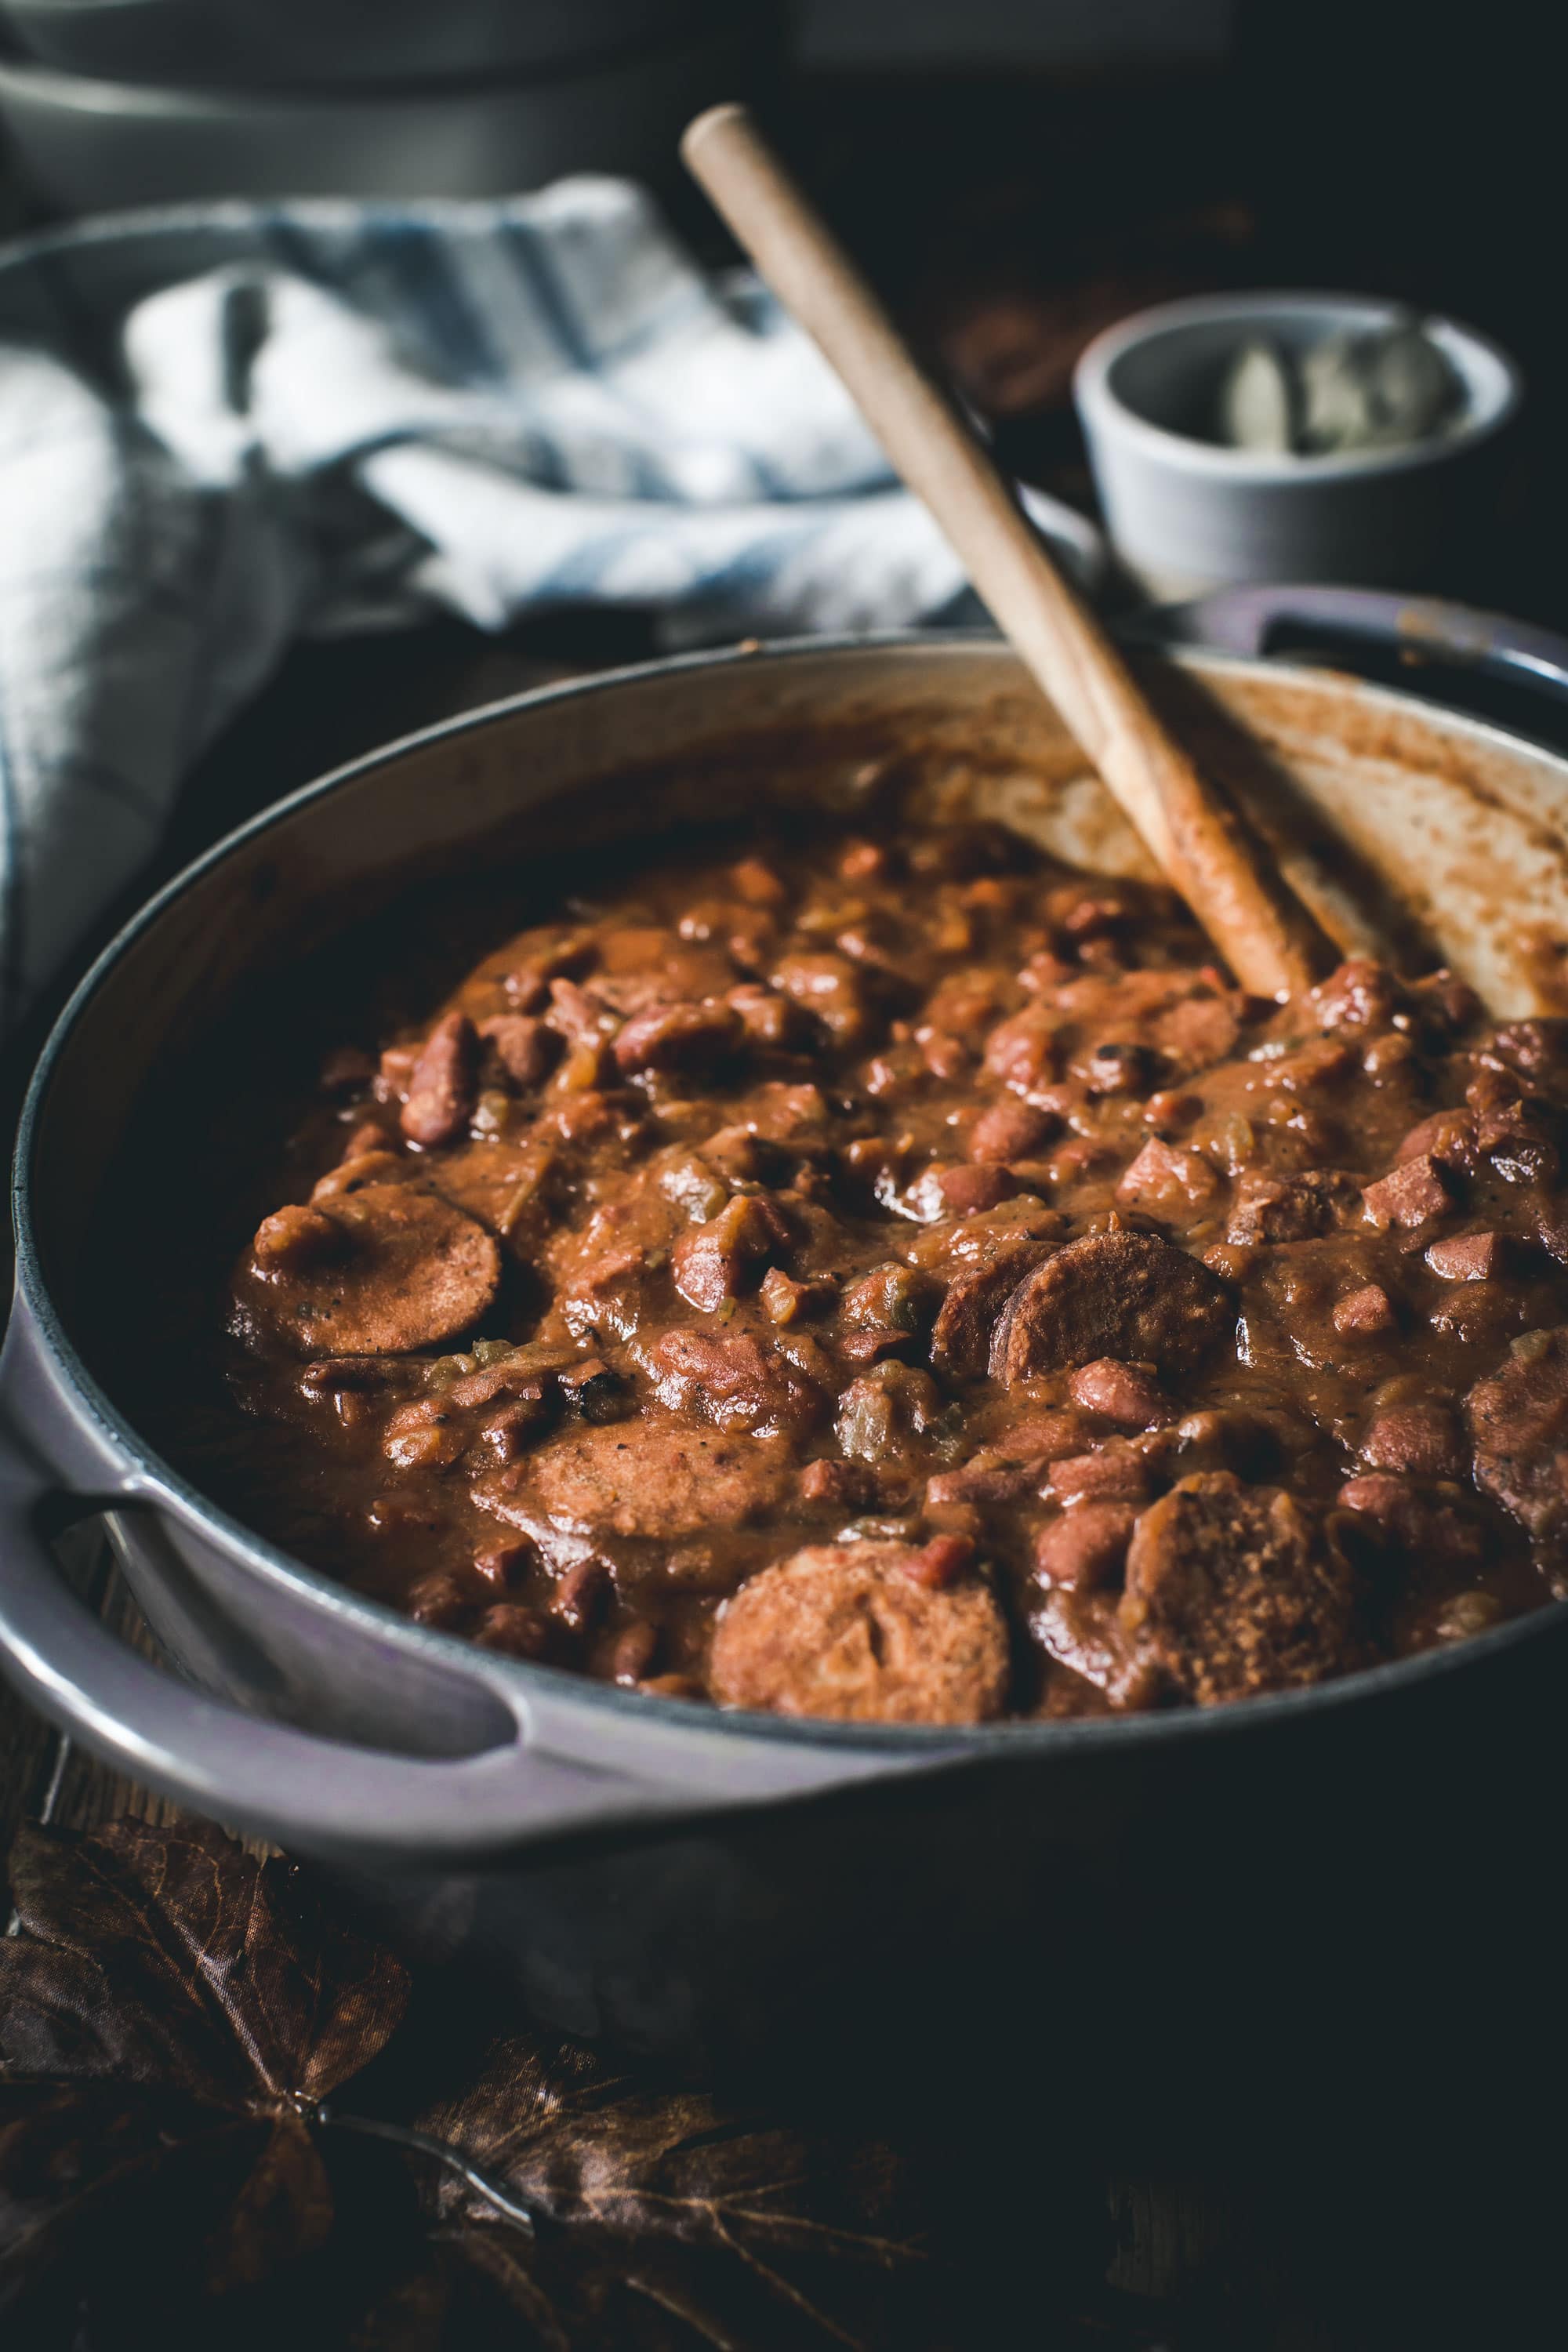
<box><xmin>1128</xmin><ymin>587</ymin><xmax>1568</xmax><ymax>751</ymax></box>
<box><xmin>0</xmin><ymin>1426</ymin><xmax>907</xmax><ymax>1863</ymax></box>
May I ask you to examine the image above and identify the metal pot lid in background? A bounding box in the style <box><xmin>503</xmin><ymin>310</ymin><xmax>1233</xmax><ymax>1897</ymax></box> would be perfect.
<box><xmin>0</xmin><ymin>4</ymin><xmax>786</xmax><ymax>209</ymax></box>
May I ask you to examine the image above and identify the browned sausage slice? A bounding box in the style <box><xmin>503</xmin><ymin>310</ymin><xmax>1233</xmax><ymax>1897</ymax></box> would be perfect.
<box><xmin>990</xmin><ymin>1230</ymin><xmax>1233</xmax><ymax>1385</ymax></box>
<box><xmin>708</xmin><ymin>1541</ymin><xmax>1010</xmax><ymax>1724</ymax></box>
<box><xmin>485</xmin><ymin>1415</ymin><xmax>793</xmax><ymax>1541</ymax></box>
<box><xmin>930</xmin><ymin>1240</ymin><xmax>1056</xmax><ymax>1379</ymax></box>
<box><xmin>1466</xmin><ymin>1328</ymin><xmax>1568</xmax><ymax>1539</ymax></box>
<box><xmin>247</xmin><ymin>1181</ymin><xmax>499</xmax><ymax>1356</ymax></box>
<box><xmin>1120</xmin><ymin>1471</ymin><xmax>1364</xmax><ymax>1705</ymax></box>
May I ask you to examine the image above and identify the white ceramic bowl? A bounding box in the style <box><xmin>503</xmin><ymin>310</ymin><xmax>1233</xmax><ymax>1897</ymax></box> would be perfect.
<box><xmin>1073</xmin><ymin>292</ymin><xmax>1522</xmax><ymax>600</ymax></box>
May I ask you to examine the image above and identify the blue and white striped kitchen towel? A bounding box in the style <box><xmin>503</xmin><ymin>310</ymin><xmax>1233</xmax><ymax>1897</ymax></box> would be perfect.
<box><xmin>0</xmin><ymin>176</ymin><xmax>1101</xmax><ymax>1039</ymax></box>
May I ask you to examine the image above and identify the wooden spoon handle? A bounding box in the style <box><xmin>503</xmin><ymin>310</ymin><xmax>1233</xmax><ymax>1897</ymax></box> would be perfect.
<box><xmin>682</xmin><ymin>102</ymin><xmax>1327</xmax><ymax>1000</ymax></box>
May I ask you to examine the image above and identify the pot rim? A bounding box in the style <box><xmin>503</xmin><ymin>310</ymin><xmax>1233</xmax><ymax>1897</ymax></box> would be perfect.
<box><xmin>11</xmin><ymin>626</ymin><xmax>1566</xmax><ymax>1764</ymax></box>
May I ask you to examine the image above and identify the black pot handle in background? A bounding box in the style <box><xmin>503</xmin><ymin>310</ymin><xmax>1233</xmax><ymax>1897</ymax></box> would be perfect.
<box><xmin>1125</xmin><ymin>587</ymin><xmax>1568</xmax><ymax>757</ymax></box>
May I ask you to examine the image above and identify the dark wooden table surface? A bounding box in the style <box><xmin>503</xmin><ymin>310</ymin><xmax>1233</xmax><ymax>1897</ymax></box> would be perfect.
<box><xmin>3</xmin><ymin>56</ymin><xmax>1566</xmax><ymax>2344</ymax></box>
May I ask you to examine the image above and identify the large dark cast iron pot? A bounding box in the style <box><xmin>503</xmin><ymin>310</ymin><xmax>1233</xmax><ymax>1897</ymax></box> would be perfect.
<box><xmin>6</xmin><ymin>622</ymin><xmax>1568</xmax><ymax>2099</ymax></box>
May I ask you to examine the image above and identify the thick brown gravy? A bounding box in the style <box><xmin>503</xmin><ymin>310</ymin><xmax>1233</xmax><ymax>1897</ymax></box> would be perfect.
<box><xmin>118</xmin><ymin>793</ymin><xmax>1568</xmax><ymax>1723</ymax></box>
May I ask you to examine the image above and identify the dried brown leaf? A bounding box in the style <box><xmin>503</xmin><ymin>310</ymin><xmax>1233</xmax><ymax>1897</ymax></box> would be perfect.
<box><xmin>0</xmin><ymin>1815</ymin><xmax>1050</xmax><ymax>2349</ymax></box>
<box><xmin>0</xmin><ymin>1817</ymin><xmax>408</xmax><ymax>2101</ymax></box>
<box><xmin>408</xmin><ymin>2031</ymin><xmax>933</xmax><ymax>2349</ymax></box>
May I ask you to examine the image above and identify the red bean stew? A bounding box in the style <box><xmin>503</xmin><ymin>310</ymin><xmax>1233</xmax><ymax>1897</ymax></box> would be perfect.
<box><xmin>171</xmin><ymin>801</ymin><xmax>1568</xmax><ymax>1723</ymax></box>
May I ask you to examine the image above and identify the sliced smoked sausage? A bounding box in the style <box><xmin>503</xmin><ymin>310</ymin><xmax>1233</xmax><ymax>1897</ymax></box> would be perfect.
<box><xmin>1467</xmin><ymin>1329</ymin><xmax>1568</xmax><ymax>1541</ymax></box>
<box><xmin>930</xmin><ymin>1240</ymin><xmax>1057</xmax><ymax>1379</ymax></box>
<box><xmin>246</xmin><ymin>1181</ymin><xmax>499</xmax><ymax>1356</ymax></box>
<box><xmin>1120</xmin><ymin>1471</ymin><xmax>1364</xmax><ymax>1705</ymax></box>
<box><xmin>708</xmin><ymin>1540</ymin><xmax>1010</xmax><ymax>1724</ymax></box>
<box><xmin>486</xmin><ymin>1414</ymin><xmax>793</xmax><ymax>1541</ymax></box>
<box><xmin>990</xmin><ymin>1231</ymin><xmax>1234</xmax><ymax>1385</ymax></box>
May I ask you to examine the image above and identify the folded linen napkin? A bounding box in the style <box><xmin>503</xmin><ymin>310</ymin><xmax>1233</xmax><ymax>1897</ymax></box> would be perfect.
<box><xmin>0</xmin><ymin>178</ymin><xmax>1100</xmax><ymax>1040</ymax></box>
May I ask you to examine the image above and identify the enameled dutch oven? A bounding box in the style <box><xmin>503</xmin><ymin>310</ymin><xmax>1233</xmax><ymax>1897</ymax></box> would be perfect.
<box><xmin>7</xmin><ymin>614</ymin><xmax>1568</xmax><ymax>2091</ymax></box>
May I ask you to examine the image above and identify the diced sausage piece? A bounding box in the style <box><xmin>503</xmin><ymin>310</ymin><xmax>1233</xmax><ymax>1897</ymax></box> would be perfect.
<box><xmin>1337</xmin><ymin>1475</ymin><xmax>1487</xmax><ymax>1580</ymax></box>
<box><xmin>671</xmin><ymin>1193</ymin><xmax>789</xmax><ymax>1312</ymax></box>
<box><xmin>644</xmin><ymin>1327</ymin><xmax>822</xmax><ymax>1438</ymax></box>
<box><xmin>1333</xmin><ymin>1284</ymin><xmax>1397</xmax><ymax>1338</ymax></box>
<box><xmin>1116</xmin><ymin>1138</ymin><xmax>1221</xmax><ymax>1221</ymax></box>
<box><xmin>798</xmin><ymin>1457</ymin><xmax>880</xmax><ymax>1510</ymax></box>
<box><xmin>1069</xmin><ymin>1358</ymin><xmax>1171</xmax><ymax>1429</ymax></box>
<box><xmin>1397</xmin><ymin>1109</ymin><xmax>1479</xmax><ymax>1174</ymax></box>
<box><xmin>935</xmin><ymin>1163</ymin><xmax>1021</xmax><ymax>1217</ymax></box>
<box><xmin>1359</xmin><ymin>1403</ymin><xmax>1463</xmax><ymax>1479</ymax></box>
<box><xmin>252</xmin><ymin>1202</ymin><xmax>341</xmax><ymax>1273</ymax></box>
<box><xmin>1311</xmin><ymin>959</ymin><xmax>1399</xmax><ymax>1033</ymax></box>
<box><xmin>246</xmin><ymin>1181</ymin><xmax>499</xmax><ymax>1356</ymax></box>
<box><xmin>612</xmin><ymin>999</ymin><xmax>742</xmax><ymax>1076</ymax></box>
<box><xmin>551</xmin><ymin>1557</ymin><xmax>608</xmax><ymax>1633</ymax></box>
<box><xmin>730</xmin><ymin>856</ymin><xmax>787</xmax><ymax>906</ymax></box>
<box><xmin>990</xmin><ymin>1231</ymin><xmax>1234</xmax><ymax>1385</ymax></box>
<box><xmin>983</xmin><ymin>1007</ymin><xmax>1059</xmax><ymax>1095</ymax></box>
<box><xmin>912</xmin><ymin>1029</ymin><xmax>966</xmax><ymax>1083</ymax></box>
<box><xmin>900</xmin><ymin>1534</ymin><xmax>975</xmax><ymax>1590</ymax></box>
<box><xmin>1034</xmin><ymin>1503</ymin><xmax>1138</xmax><ymax>1592</ymax></box>
<box><xmin>1362</xmin><ymin>1153</ymin><xmax>1454</xmax><ymax>1232</ymax></box>
<box><xmin>400</xmin><ymin>1013</ymin><xmax>479</xmax><ymax>1148</ymax></box>
<box><xmin>1145</xmin><ymin>989</ymin><xmax>1242</xmax><ymax>1073</ymax></box>
<box><xmin>1426</xmin><ymin>1231</ymin><xmax>1507</xmax><ymax>1282</ymax></box>
<box><xmin>481</xmin><ymin>1014</ymin><xmax>557</xmax><ymax>1089</ymax></box>
<box><xmin>929</xmin><ymin>1241</ymin><xmax>1056</xmax><ymax>1380</ymax></box>
<box><xmin>728</xmin><ymin>985</ymin><xmax>800</xmax><ymax>1051</ymax></box>
<box><xmin>483</xmin><ymin>1415</ymin><xmax>793</xmax><ymax>1540</ymax></box>
<box><xmin>1082</xmin><ymin>1040</ymin><xmax>1152</xmax><ymax>1097</ymax></box>
<box><xmin>969</xmin><ymin>1098</ymin><xmax>1058</xmax><ymax>1163</ymax></box>
<box><xmin>1047</xmin><ymin>1443</ymin><xmax>1150</xmax><ymax>1504</ymax></box>
<box><xmin>708</xmin><ymin>1541</ymin><xmax>1010</xmax><ymax>1725</ymax></box>
<box><xmin>838</xmin><ymin>839</ymin><xmax>888</xmax><ymax>882</ymax></box>
<box><xmin>770</xmin><ymin>953</ymin><xmax>870</xmax><ymax>1044</ymax></box>
<box><xmin>1467</xmin><ymin>1329</ymin><xmax>1568</xmax><ymax>1539</ymax></box>
<box><xmin>744</xmin><ymin>1082</ymin><xmax>831</xmax><ymax>1140</ymax></box>
<box><xmin>1120</xmin><ymin>1472</ymin><xmax>1365</xmax><ymax>1704</ymax></box>
<box><xmin>544</xmin><ymin>978</ymin><xmax>619</xmax><ymax>1048</ymax></box>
